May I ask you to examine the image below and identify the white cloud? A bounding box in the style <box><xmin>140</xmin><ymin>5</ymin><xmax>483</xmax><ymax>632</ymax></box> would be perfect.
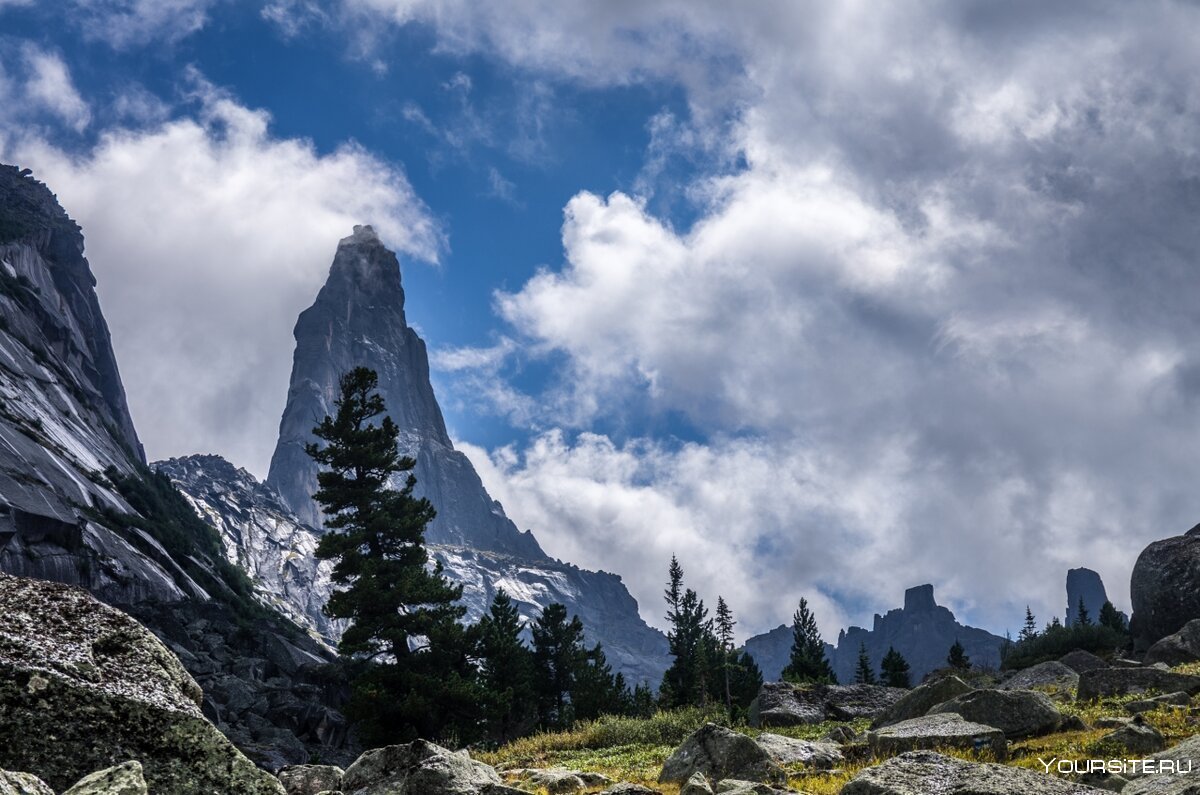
<box><xmin>0</xmin><ymin>45</ymin><xmax>93</xmax><ymax>133</ymax></box>
<box><xmin>71</xmin><ymin>0</ymin><xmax>217</xmax><ymax>47</ymax></box>
<box><xmin>3</xmin><ymin>73</ymin><xmax>441</xmax><ymax>477</ymax></box>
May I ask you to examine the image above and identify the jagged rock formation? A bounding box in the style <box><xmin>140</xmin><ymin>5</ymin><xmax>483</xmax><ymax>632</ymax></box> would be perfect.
<box><xmin>0</xmin><ymin>165</ymin><xmax>353</xmax><ymax>769</ymax></box>
<box><xmin>257</xmin><ymin>226</ymin><xmax>668</xmax><ymax>684</ymax></box>
<box><xmin>743</xmin><ymin>585</ymin><xmax>1005</xmax><ymax>684</ymax></box>
<box><xmin>1065</xmin><ymin>568</ymin><xmax>1123</xmax><ymax>626</ymax></box>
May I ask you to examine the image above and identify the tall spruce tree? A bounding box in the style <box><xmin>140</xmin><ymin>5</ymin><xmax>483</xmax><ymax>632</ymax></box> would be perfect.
<box><xmin>1099</xmin><ymin>601</ymin><xmax>1126</xmax><ymax>632</ymax></box>
<box><xmin>715</xmin><ymin>596</ymin><xmax>736</xmax><ymax>716</ymax></box>
<box><xmin>532</xmin><ymin>603</ymin><xmax>588</xmax><ymax>728</ymax></box>
<box><xmin>947</xmin><ymin>639</ymin><xmax>971</xmax><ymax>670</ymax></box>
<box><xmin>476</xmin><ymin>590</ymin><xmax>537</xmax><ymax>742</ymax></box>
<box><xmin>1076</xmin><ymin>596</ymin><xmax>1091</xmax><ymax>626</ymax></box>
<box><xmin>306</xmin><ymin>366</ymin><xmax>477</xmax><ymax>744</ymax></box>
<box><xmin>781</xmin><ymin>598</ymin><xmax>837</xmax><ymax>684</ymax></box>
<box><xmin>572</xmin><ymin>643</ymin><xmax>630</xmax><ymax>720</ymax></box>
<box><xmin>1020</xmin><ymin>606</ymin><xmax>1039</xmax><ymax>642</ymax></box>
<box><xmin>854</xmin><ymin>641</ymin><xmax>876</xmax><ymax>684</ymax></box>
<box><xmin>880</xmin><ymin>646</ymin><xmax>911</xmax><ymax>688</ymax></box>
<box><xmin>660</xmin><ymin>558</ymin><xmax>715</xmax><ymax>707</ymax></box>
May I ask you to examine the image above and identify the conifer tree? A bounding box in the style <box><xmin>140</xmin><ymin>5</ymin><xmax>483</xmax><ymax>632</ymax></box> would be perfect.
<box><xmin>854</xmin><ymin>641</ymin><xmax>876</xmax><ymax>684</ymax></box>
<box><xmin>715</xmin><ymin>596</ymin><xmax>736</xmax><ymax>716</ymax></box>
<box><xmin>781</xmin><ymin>598</ymin><xmax>837</xmax><ymax>684</ymax></box>
<box><xmin>1076</xmin><ymin>596</ymin><xmax>1091</xmax><ymax>626</ymax></box>
<box><xmin>880</xmin><ymin>646</ymin><xmax>911</xmax><ymax>688</ymax></box>
<box><xmin>660</xmin><ymin>558</ymin><xmax>715</xmax><ymax>707</ymax></box>
<box><xmin>1020</xmin><ymin>606</ymin><xmax>1039</xmax><ymax>642</ymax></box>
<box><xmin>476</xmin><ymin>590</ymin><xmax>537</xmax><ymax>742</ymax></box>
<box><xmin>947</xmin><ymin>639</ymin><xmax>971</xmax><ymax>670</ymax></box>
<box><xmin>306</xmin><ymin>366</ymin><xmax>477</xmax><ymax>743</ymax></box>
<box><xmin>532</xmin><ymin>603</ymin><xmax>588</xmax><ymax>728</ymax></box>
<box><xmin>572</xmin><ymin>643</ymin><xmax>630</xmax><ymax>720</ymax></box>
<box><xmin>1099</xmin><ymin>601</ymin><xmax>1126</xmax><ymax>632</ymax></box>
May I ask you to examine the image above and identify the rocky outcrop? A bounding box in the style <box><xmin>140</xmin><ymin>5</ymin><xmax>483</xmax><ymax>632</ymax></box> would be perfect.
<box><xmin>745</xmin><ymin>585</ymin><xmax>1004</xmax><ymax>684</ymax></box>
<box><xmin>0</xmin><ymin>771</ymin><xmax>52</xmax><ymax>795</ymax></box>
<box><xmin>1000</xmin><ymin>661</ymin><xmax>1079</xmax><ymax>694</ymax></box>
<box><xmin>340</xmin><ymin>740</ymin><xmax>514</xmax><ymax>795</ymax></box>
<box><xmin>658</xmin><ymin>724</ymin><xmax>785</xmax><ymax>786</ymax></box>
<box><xmin>842</xmin><ymin>751</ymin><xmax>1106</xmax><ymax>794</ymax></box>
<box><xmin>1066</xmin><ymin>568</ymin><xmax>1121</xmax><ymax>627</ymax></box>
<box><xmin>1144</xmin><ymin>619</ymin><xmax>1200</xmax><ymax>666</ymax></box>
<box><xmin>927</xmin><ymin>688</ymin><xmax>1063</xmax><ymax>739</ymax></box>
<box><xmin>747</xmin><ymin>682</ymin><xmax>904</xmax><ymax>727</ymax></box>
<box><xmin>61</xmin><ymin>762</ymin><xmax>147</xmax><ymax>795</ymax></box>
<box><xmin>0</xmin><ymin>573</ymin><xmax>283</xmax><ymax>794</ymax></box>
<box><xmin>278</xmin><ymin>765</ymin><xmax>344</xmax><ymax>795</ymax></box>
<box><xmin>869</xmin><ymin>675</ymin><xmax>973</xmax><ymax>729</ymax></box>
<box><xmin>865</xmin><ymin>713</ymin><xmax>1007</xmax><ymax>760</ymax></box>
<box><xmin>259</xmin><ymin>226</ymin><xmax>668</xmax><ymax>686</ymax></box>
<box><xmin>1130</xmin><ymin>524</ymin><xmax>1200</xmax><ymax>650</ymax></box>
<box><xmin>752</xmin><ymin>734</ymin><xmax>842</xmax><ymax>770</ymax></box>
<box><xmin>1094</xmin><ymin>718</ymin><xmax>1166</xmax><ymax>755</ymax></box>
<box><xmin>1076</xmin><ymin>667</ymin><xmax>1200</xmax><ymax>701</ymax></box>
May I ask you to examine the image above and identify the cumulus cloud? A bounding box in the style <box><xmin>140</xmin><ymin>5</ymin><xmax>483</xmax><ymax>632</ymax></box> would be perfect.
<box><xmin>3</xmin><ymin>73</ymin><xmax>441</xmax><ymax>477</ymax></box>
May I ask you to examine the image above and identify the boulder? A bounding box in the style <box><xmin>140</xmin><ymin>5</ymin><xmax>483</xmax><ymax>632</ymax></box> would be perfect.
<box><xmin>1127</xmin><ymin>692</ymin><xmax>1192</xmax><ymax>713</ymax></box>
<box><xmin>340</xmin><ymin>740</ymin><xmax>503</xmax><ymax>795</ymax></box>
<box><xmin>822</xmin><ymin>684</ymin><xmax>907</xmax><ymax>721</ymax></box>
<box><xmin>1124</xmin><ymin>734</ymin><xmax>1200</xmax><ymax>779</ymax></box>
<box><xmin>1093</xmin><ymin>718</ymin><xmax>1166</xmax><ymax>755</ymax></box>
<box><xmin>279</xmin><ymin>765</ymin><xmax>345</xmax><ymax>795</ymax></box>
<box><xmin>820</xmin><ymin>725</ymin><xmax>857</xmax><ymax>744</ymax></box>
<box><xmin>1076</xmin><ymin>771</ymin><xmax>1128</xmax><ymax>793</ymax></box>
<box><xmin>601</xmin><ymin>785</ymin><xmax>660</xmax><ymax>795</ymax></box>
<box><xmin>1077</xmin><ymin>667</ymin><xmax>1200</xmax><ymax>701</ymax></box>
<box><xmin>841</xmin><ymin>750</ymin><xmax>1107</xmax><ymax>794</ymax></box>
<box><xmin>658</xmin><ymin>724</ymin><xmax>785</xmax><ymax>786</ymax></box>
<box><xmin>1130</xmin><ymin>524</ymin><xmax>1200</xmax><ymax>649</ymax></box>
<box><xmin>61</xmin><ymin>762</ymin><xmax>147</xmax><ymax>795</ymax></box>
<box><xmin>507</xmin><ymin>769</ymin><xmax>587</xmax><ymax>794</ymax></box>
<box><xmin>927</xmin><ymin>688</ymin><xmax>1063</xmax><ymax>739</ymax></box>
<box><xmin>680</xmin><ymin>772</ymin><xmax>713</xmax><ymax>795</ymax></box>
<box><xmin>869</xmin><ymin>675</ymin><xmax>973</xmax><ymax>729</ymax></box>
<box><xmin>0</xmin><ymin>574</ymin><xmax>284</xmax><ymax>794</ymax></box>
<box><xmin>1145</xmin><ymin>619</ymin><xmax>1200</xmax><ymax>666</ymax></box>
<box><xmin>1060</xmin><ymin>650</ymin><xmax>1108</xmax><ymax>673</ymax></box>
<box><xmin>712</xmin><ymin>782</ymin><xmax>789</xmax><ymax>795</ymax></box>
<box><xmin>1000</xmin><ymin>661</ymin><xmax>1080</xmax><ymax>695</ymax></box>
<box><xmin>865</xmin><ymin>713</ymin><xmax>1007</xmax><ymax>760</ymax></box>
<box><xmin>752</xmin><ymin>733</ymin><xmax>842</xmax><ymax>770</ymax></box>
<box><xmin>746</xmin><ymin>682</ymin><xmax>824</xmax><ymax>726</ymax></box>
<box><xmin>0</xmin><ymin>771</ymin><xmax>52</xmax><ymax>795</ymax></box>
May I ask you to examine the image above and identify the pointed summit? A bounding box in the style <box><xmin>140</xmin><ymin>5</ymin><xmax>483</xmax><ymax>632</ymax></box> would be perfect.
<box><xmin>266</xmin><ymin>227</ymin><xmax>540</xmax><ymax>557</ymax></box>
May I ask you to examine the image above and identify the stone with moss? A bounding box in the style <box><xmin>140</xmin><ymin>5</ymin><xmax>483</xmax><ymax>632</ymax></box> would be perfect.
<box><xmin>0</xmin><ymin>770</ymin><xmax>53</xmax><ymax>795</ymax></box>
<box><xmin>61</xmin><ymin>761</ymin><xmax>147</xmax><ymax>795</ymax></box>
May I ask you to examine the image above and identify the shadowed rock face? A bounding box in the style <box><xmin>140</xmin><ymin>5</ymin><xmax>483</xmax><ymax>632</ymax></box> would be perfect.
<box><xmin>1130</xmin><ymin>524</ymin><xmax>1200</xmax><ymax>650</ymax></box>
<box><xmin>1066</xmin><ymin>568</ymin><xmax>1120</xmax><ymax>627</ymax></box>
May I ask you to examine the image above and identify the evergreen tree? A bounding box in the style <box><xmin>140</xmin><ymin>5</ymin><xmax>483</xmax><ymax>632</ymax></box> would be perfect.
<box><xmin>947</xmin><ymin>639</ymin><xmax>971</xmax><ymax>670</ymax></box>
<box><xmin>781</xmin><ymin>598</ymin><xmax>837</xmax><ymax>684</ymax></box>
<box><xmin>1020</xmin><ymin>606</ymin><xmax>1039</xmax><ymax>642</ymax></box>
<box><xmin>306</xmin><ymin>367</ymin><xmax>477</xmax><ymax>744</ymax></box>
<box><xmin>1099</xmin><ymin>601</ymin><xmax>1126</xmax><ymax>632</ymax></box>
<box><xmin>1076</xmin><ymin>596</ymin><xmax>1091</xmax><ymax>626</ymax></box>
<box><xmin>715</xmin><ymin>596</ymin><xmax>736</xmax><ymax>716</ymax></box>
<box><xmin>532</xmin><ymin>603</ymin><xmax>588</xmax><ymax>728</ymax></box>
<box><xmin>629</xmin><ymin>683</ymin><xmax>656</xmax><ymax>718</ymax></box>
<box><xmin>659</xmin><ymin>558</ymin><xmax>715</xmax><ymax>707</ymax></box>
<box><xmin>726</xmin><ymin>649</ymin><xmax>765</xmax><ymax>711</ymax></box>
<box><xmin>854</xmin><ymin>641</ymin><xmax>876</xmax><ymax>684</ymax></box>
<box><xmin>572</xmin><ymin>643</ymin><xmax>630</xmax><ymax>721</ymax></box>
<box><xmin>476</xmin><ymin>590</ymin><xmax>537</xmax><ymax>742</ymax></box>
<box><xmin>880</xmin><ymin>646</ymin><xmax>911</xmax><ymax>688</ymax></box>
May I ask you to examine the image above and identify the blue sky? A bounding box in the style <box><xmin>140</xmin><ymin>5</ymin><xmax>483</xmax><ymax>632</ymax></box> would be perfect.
<box><xmin>4</xmin><ymin>1</ymin><xmax>1200</xmax><ymax>643</ymax></box>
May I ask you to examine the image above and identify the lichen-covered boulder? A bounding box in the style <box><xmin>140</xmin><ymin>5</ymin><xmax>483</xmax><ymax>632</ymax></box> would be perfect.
<box><xmin>869</xmin><ymin>675</ymin><xmax>973</xmax><ymax>729</ymax></box>
<box><xmin>61</xmin><ymin>762</ymin><xmax>147</xmax><ymax>795</ymax></box>
<box><xmin>0</xmin><ymin>574</ymin><xmax>283</xmax><ymax>794</ymax></box>
<box><xmin>1059</xmin><ymin>649</ymin><xmax>1107</xmax><ymax>673</ymax></box>
<box><xmin>1000</xmin><ymin>661</ymin><xmax>1080</xmax><ymax>695</ymax></box>
<box><xmin>712</xmin><ymin>781</ymin><xmax>790</xmax><ymax>794</ymax></box>
<box><xmin>279</xmin><ymin>765</ymin><xmax>344</xmax><ymax>795</ymax></box>
<box><xmin>1076</xmin><ymin>667</ymin><xmax>1200</xmax><ymax>701</ymax></box>
<box><xmin>1144</xmin><ymin>619</ymin><xmax>1200</xmax><ymax>666</ymax></box>
<box><xmin>1093</xmin><ymin>719</ymin><xmax>1166</xmax><ymax>755</ymax></box>
<box><xmin>507</xmin><ymin>769</ymin><xmax>589</xmax><ymax>794</ymax></box>
<box><xmin>752</xmin><ymin>733</ymin><xmax>842</xmax><ymax>770</ymax></box>
<box><xmin>0</xmin><ymin>770</ymin><xmax>53</xmax><ymax>795</ymax></box>
<box><xmin>865</xmin><ymin>713</ymin><xmax>1007</xmax><ymax>760</ymax></box>
<box><xmin>841</xmin><ymin>751</ymin><xmax>1107</xmax><ymax>794</ymax></box>
<box><xmin>746</xmin><ymin>682</ymin><xmax>824</xmax><ymax>726</ymax></box>
<box><xmin>658</xmin><ymin>724</ymin><xmax>785</xmax><ymax>786</ymax></box>
<box><xmin>341</xmin><ymin>740</ymin><xmax>505</xmax><ymax>795</ymax></box>
<box><xmin>1130</xmin><ymin>524</ymin><xmax>1200</xmax><ymax>649</ymax></box>
<box><xmin>927</xmin><ymin>688</ymin><xmax>1063</xmax><ymax>739</ymax></box>
<box><xmin>680</xmin><ymin>772</ymin><xmax>713</xmax><ymax>795</ymax></box>
<box><xmin>1127</xmin><ymin>691</ymin><xmax>1192</xmax><ymax>714</ymax></box>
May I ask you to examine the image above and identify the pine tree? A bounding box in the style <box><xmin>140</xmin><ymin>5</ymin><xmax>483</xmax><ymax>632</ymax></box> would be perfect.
<box><xmin>476</xmin><ymin>590</ymin><xmax>537</xmax><ymax>742</ymax></box>
<box><xmin>781</xmin><ymin>598</ymin><xmax>837</xmax><ymax>684</ymax></box>
<box><xmin>1099</xmin><ymin>601</ymin><xmax>1126</xmax><ymax>632</ymax></box>
<box><xmin>1076</xmin><ymin>596</ymin><xmax>1091</xmax><ymax>626</ymax></box>
<box><xmin>854</xmin><ymin>641</ymin><xmax>876</xmax><ymax>684</ymax></box>
<box><xmin>1019</xmin><ymin>606</ymin><xmax>1039</xmax><ymax>642</ymax></box>
<box><xmin>629</xmin><ymin>683</ymin><xmax>656</xmax><ymax>718</ymax></box>
<box><xmin>572</xmin><ymin>643</ymin><xmax>630</xmax><ymax>721</ymax></box>
<box><xmin>880</xmin><ymin>646</ymin><xmax>911</xmax><ymax>688</ymax></box>
<box><xmin>532</xmin><ymin>603</ymin><xmax>588</xmax><ymax>729</ymax></box>
<box><xmin>947</xmin><ymin>639</ymin><xmax>971</xmax><ymax>670</ymax></box>
<box><xmin>659</xmin><ymin>558</ymin><xmax>716</xmax><ymax>707</ymax></box>
<box><xmin>306</xmin><ymin>366</ymin><xmax>476</xmax><ymax>744</ymax></box>
<box><xmin>715</xmin><ymin>596</ymin><xmax>736</xmax><ymax>716</ymax></box>
<box><xmin>726</xmin><ymin>649</ymin><xmax>764</xmax><ymax>710</ymax></box>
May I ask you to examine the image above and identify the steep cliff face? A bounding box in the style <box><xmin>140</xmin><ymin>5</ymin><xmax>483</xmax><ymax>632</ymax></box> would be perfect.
<box><xmin>744</xmin><ymin>585</ymin><xmax>1005</xmax><ymax>684</ymax></box>
<box><xmin>260</xmin><ymin>227</ymin><xmax>669</xmax><ymax>684</ymax></box>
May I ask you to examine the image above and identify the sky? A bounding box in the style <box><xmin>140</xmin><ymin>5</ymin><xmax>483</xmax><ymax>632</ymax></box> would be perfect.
<box><xmin>3</xmin><ymin>0</ymin><xmax>1200</xmax><ymax>645</ymax></box>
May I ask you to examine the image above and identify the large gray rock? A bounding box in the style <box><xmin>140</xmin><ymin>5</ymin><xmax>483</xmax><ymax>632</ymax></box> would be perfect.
<box><xmin>1001</xmin><ymin>661</ymin><xmax>1080</xmax><ymax>694</ymax></box>
<box><xmin>658</xmin><ymin>724</ymin><xmax>785</xmax><ymax>786</ymax></box>
<box><xmin>747</xmin><ymin>682</ymin><xmax>903</xmax><ymax>727</ymax></box>
<box><xmin>600</xmin><ymin>785</ymin><xmax>660</xmax><ymax>795</ymax></box>
<box><xmin>824</xmin><ymin>684</ymin><xmax>907</xmax><ymax>720</ymax></box>
<box><xmin>1060</xmin><ymin>649</ymin><xmax>1108</xmax><ymax>673</ymax></box>
<box><xmin>841</xmin><ymin>751</ymin><xmax>1108</xmax><ymax>794</ymax></box>
<box><xmin>712</xmin><ymin>782</ymin><xmax>789</xmax><ymax>795</ymax></box>
<box><xmin>1127</xmin><ymin>692</ymin><xmax>1193</xmax><ymax>714</ymax></box>
<box><xmin>341</xmin><ymin>740</ymin><xmax>504</xmax><ymax>795</ymax></box>
<box><xmin>0</xmin><ymin>574</ymin><xmax>283</xmax><ymax>794</ymax></box>
<box><xmin>928</xmin><ymin>688</ymin><xmax>1063</xmax><ymax>739</ymax></box>
<box><xmin>1077</xmin><ymin>667</ymin><xmax>1200</xmax><ymax>701</ymax></box>
<box><xmin>1094</xmin><ymin>719</ymin><xmax>1166</xmax><ymax>755</ymax></box>
<box><xmin>0</xmin><ymin>771</ymin><xmax>52</xmax><ymax>795</ymax></box>
<box><xmin>1122</xmin><ymin>736</ymin><xmax>1200</xmax><ymax>795</ymax></box>
<box><xmin>869</xmin><ymin>675</ymin><xmax>973</xmax><ymax>729</ymax></box>
<box><xmin>752</xmin><ymin>733</ymin><xmax>842</xmax><ymax>770</ymax></box>
<box><xmin>1145</xmin><ymin>619</ymin><xmax>1200</xmax><ymax>666</ymax></box>
<box><xmin>865</xmin><ymin>713</ymin><xmax>1007</xmax><ymax>760</ymax></box>
<box><xmin>1130</xmin><ymin>524</ymin><xmax>1200</xmax><ymax>650</ymax></box>
<box><xmin>61</xmin><ymin>762</ymin><xmax>148</xmax><ymax>795</ymax></box>
<box><xmin>279</xmin><ymin>765</ymin><xmax>345</xmax><ymax>795</ymax></box>
<box><xmin>1124</xmin><ymin>734</ymin><xmax>1200</xmax><ymax>779</ymax></box>
<box><xmin>680</xmin><ymin>772</ymin><xmax>713</xmax><ymax>795</ymax></box>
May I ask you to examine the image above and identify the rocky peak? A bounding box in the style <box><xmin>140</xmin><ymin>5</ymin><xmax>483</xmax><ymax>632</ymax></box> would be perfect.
<box><xmin>903</xmin><ymin>584</ymin><xmax>936</xmax><ymax>613</ymax></box>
